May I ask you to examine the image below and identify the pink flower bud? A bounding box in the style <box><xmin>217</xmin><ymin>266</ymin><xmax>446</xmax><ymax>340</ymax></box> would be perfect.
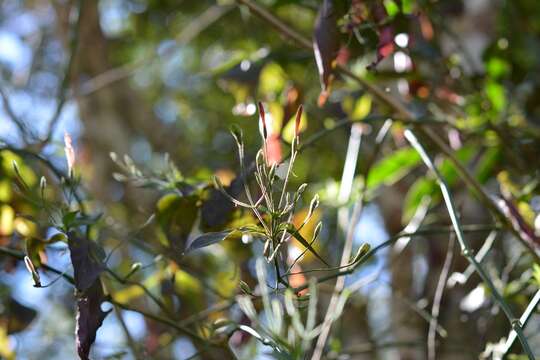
<box><xmin>64</xmin><ymin>131</ymin><xmax>75</xmax><ymax>175</ymax></box>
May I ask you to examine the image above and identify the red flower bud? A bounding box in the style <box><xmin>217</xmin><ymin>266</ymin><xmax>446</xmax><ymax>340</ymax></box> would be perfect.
<box><xmin>258</xmin><ymin>101</ymin><xmax>267</xmax><ymax>140</ymax></box>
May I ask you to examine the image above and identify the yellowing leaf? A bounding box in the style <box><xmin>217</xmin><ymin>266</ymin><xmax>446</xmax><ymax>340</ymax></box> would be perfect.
<box><xmin>0</xmin><ymin>180</ymin><xmax>11</xmax><ymax>202</ymax></box>
<box><xmin>112</xmin><ymin>271</ymin><xmax>164</xmax><ymax>304</ymax></box>
<box><xmin>0</xmin><ymin>205</ymin><xmax>14</xmax><ymax>236</ymax></box>
<box><xmin>14</xmin><ymin>218</ymin><xmax>37</xmax><ymax>237</ymax></box>
<box><xmin>1</xmin><ymin>151</ymin><xmax>37</xmax><ymax>186</ymax></box>
<box><xmin>283</xmin><ymin>110</ymin><xmax>307</xmax><ymax>143</ymax></box>
<box><xmin>258</xmin><ymin>62</ymin><xmax>286</xmax><ymax>95</ymax></box>
<box><xmin>172</xmin><ymin>268</ymin><xmax>204</xmax><ymax>309</ymax></box>
<box><xmin>268</xmin><ymin>102</ymin><xmax>284</xmax><ymax>134</ymax></box>
<box><xmin>290</xmin><ymin>208</ymin><xmax>322</xmax><ymax>263</ymax></box>
<box><xmin>352</xmin><ymin>94</ymin><xmax>372</xmax><ymax>121</ymax></box>
<box><xmin>0</xmin><ymin>322</ymin><xmax>14</xmax><ymax>360</ymax></box>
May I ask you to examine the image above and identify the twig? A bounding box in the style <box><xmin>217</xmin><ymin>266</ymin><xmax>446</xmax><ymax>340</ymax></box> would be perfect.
<box><xmin>404</xmin><ymin>129</ymin><xmax>534</xmax><ymax>359</ymax></box>
<box><xmin>42</xmin><ymin>0</ymin><xmax>84</xmax><ymax>144</ymax></box>
<box><xmin>428</xmin><ymin>235</ymin><xmax>455</xmax><ymax>360</ymax></box>
<box><xmin>312</xmin><ymin>130</ymin><xmax>365</xmax><ymax>360</ymax></box>
<box><xmin>0</xmin><ymin>85</ymin><xmax>29</xmax><ymax>143</ymax></box>
<box><xmin>111</xmin><ymin>300</ymin><xmax>144</xmax><ymax>360</ymax></box>
<box><xmin>501</xmin><ymin>289</ymin><xmax>540</xmax><ymax>357</ymax></box>
<box><xmin>0</xmin><ymin>245</ymin><xmax>217</xmax><ymax>346</ymax></box>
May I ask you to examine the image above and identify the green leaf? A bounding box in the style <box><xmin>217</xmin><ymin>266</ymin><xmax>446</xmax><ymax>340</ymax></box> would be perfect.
<box><xmin>156</xmin><ymin>193</ymin><xmax>198</xmax><ymax>251</ymax></box>
<box><xmin>402</xmin><ymin>146</ymin><xmax>475</xmax><ymax>222</ymax></box>
<box><xmin>367</xmin><ymin>148</ymin><xmax>421</xmax><ymax>189</ymax></box>
<box><xmin>258</xmin><ymin>62</ymin><xmax>287</xmax><ymax>95</ymax></box>
<box><xmin>486</xmin><ymin>80</ymin><xmax>506</xmax><ymax>112</ymax></box>
<box><xmin>403</xmin><ymin>178</ymin><xmax>436</xmax><ymax>223</ymax></box>
<box><xmin>476</xmin><ymin>148</ymin><xmax>500</xmax><ymax>184</ymax></box>
<box><xmin>184</xmin><ymin>230</ymin><xmax>234</xmax><ymax>253</ymax></box>
<box><xmin>62</xmin><ymin>210</ymin><xmax>79</xmax><ymax>230</ymax></box>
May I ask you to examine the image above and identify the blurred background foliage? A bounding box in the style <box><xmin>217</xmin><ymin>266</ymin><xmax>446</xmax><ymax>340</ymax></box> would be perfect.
<box><xmin>1</xmin><ymin>0</ymin><xmax>540</xmax><ymax>359</ymax></box>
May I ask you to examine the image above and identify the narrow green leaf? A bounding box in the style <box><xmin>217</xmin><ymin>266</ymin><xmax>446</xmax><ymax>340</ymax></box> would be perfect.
<box><xmin>288</xmin><ymin>225</ymin><xmax>329</xmax><ymax>266</ymax></box>
<box><xmin>184</xmin><ymin>230</ymin><xmax>233</xmax><ymax>253</ymax></box>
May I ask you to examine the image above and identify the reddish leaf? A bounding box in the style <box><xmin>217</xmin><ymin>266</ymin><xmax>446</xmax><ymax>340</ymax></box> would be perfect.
<box><xmin>313</xmin><ymin>0</ymin><xmax>340</xmax><ymax>106</ymax></box>
<box><xmin>367</xmin><ymin>4</ymin><xmax>395</xmax><ymax>69</ymax></box>
<box><xmin>75</xmin><ymin>279</ymin><xmax>110</xmax><ymax>360</ymax></box>
<box><xmin>68</xmin><ymin>232</ymin><xmax>105</xmax><ymax>292</ymax></box>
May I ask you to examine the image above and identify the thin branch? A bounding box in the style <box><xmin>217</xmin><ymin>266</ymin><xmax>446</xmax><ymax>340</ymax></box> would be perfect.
<box><xmin>0</xmin><ymin>245</ymin><xmax>216</xmax><ymax>346</ymax></box>
<box><xmin>0</xmin><ymin>85</ymin><xmax>29</xmax><ymax>143</ymax></box>
<box><xmin>404</xmin><ymin>129</ymin><xmax>534</xmax><ymax>359</ymax></box>
<box><xmin>43</xmin><ymin>0</ymin><xmax>84</xmax><ymax>144</ymax></box>
<box><xmin>501</xmin><ymin>289</ymin><xmax>540</xmax><ymax>357</ymax></box>
<box><xmin>78</xmin><ymin>4</ymin><xmax>234</xmax><ymax>96</ymax></box>
<box><xmin>428</xmin><ymin>235</ymin><xmax>455</xmax><ymax>360</ymax></box>
<box><xmin>312</xmin><ymin>125</ymin><xmax>365</xmax><ymax>360</ymax></box>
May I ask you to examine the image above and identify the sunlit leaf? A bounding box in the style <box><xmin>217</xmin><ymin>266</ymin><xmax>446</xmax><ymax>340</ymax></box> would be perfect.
<box><xmin>259</xmin><ymin>62</ymin><xmax>287</xmax><ymax>95</ymax></box>
<box><xmin>0</xmin><ymin>322</ymin><xmax>14</xmax><ymax>360</ymax></box>
<box><xmin>367</xmin><ymin>147</ymin><xmax>420</xmax><ymax>189</ymax></box>
<box><xmin>486</xmin><ymin>80</ymin><xmax>506</xmax><ymax>112</ymax></box>
<box><xmin>351</xmin><ymin>94</ymin><xmax>372</xmax><ymax>120</ymax></box>
<box><xmin>0</xmin><ymin>205</ymin><xmax>14</xmax><ymax>236</ymax></box>
<box><xmin>282</xmin><ymin>109</ymin><xmax>307</xmax><ymax>143</ymax></box>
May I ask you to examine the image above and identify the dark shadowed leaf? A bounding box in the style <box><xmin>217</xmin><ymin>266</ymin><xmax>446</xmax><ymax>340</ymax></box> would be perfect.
<box><xmin>68</xmin><ymin>232</ymin><xmax>105</xmax><ymax>292</ymax></box>
<box><xmin>367</xmin><ymin>3</ymin><xmax>395</xmax><ymax>69</ymax></box>
<box><xmin>184</xmin><ymin>230</ymin><xmax>234</xmax><ymax>253</ymax></box>
<box><xmin>201</xmin><ymin>176</ymin><xmax>243</xmax><ymax>230</ymax></box>
<box><xmin>76</xmin><ymin>279</ymin><xmax>110</xmax><ymax>360</ymax></box>
<box><xmin>156</xmin><ymin>193</ymin><xmax>198</xmax><ymax>251</ymax></box>
<box><xmin>313</xmin><ymin>0</ymin><xmax>340</xmax><ymax>106</ymax></box>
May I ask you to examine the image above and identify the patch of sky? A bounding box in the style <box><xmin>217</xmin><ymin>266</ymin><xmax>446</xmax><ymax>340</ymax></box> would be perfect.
<box><xmin>99</xmin><ymin>0</ymin><xmax>130</xmax><ymax>37</ymax></box>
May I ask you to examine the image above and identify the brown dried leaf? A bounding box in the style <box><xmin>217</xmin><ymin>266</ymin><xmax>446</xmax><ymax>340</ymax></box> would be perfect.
<box><xmin>75</xmin><ymin>279</ymin><xmax>110</xmax><ymax>360</ymax></box>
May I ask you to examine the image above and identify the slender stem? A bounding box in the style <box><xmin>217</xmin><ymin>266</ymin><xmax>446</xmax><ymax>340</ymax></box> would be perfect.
<box><xmin>111</xmin><ymin>301</ymin><xmax>144</xmax><ymax>360</ymax></box>
<box><xmin>428</xmin><ymin>235</ymin><xmax>455</xmax><ymax>360</ymax></box>
<box><xmin>404</xmin><ymin>129</ymin><xmax>534</xmax><ymax>359</ymax></box>
<box><xmin>0</xmin><ymin>245</ymin><xmax>223</xmax><ymax>347</ymax></box>
<box><xmin>42</xmin><ymin>0</ymin><xmax>85</xmax><ymax>145</ymax></box>
<box><xmin>0</xmin><ymin>85</ymin><xmax>29</xmax><ymax>143</ymax></box>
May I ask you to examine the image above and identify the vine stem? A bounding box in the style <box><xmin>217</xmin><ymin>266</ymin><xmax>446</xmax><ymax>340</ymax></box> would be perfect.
<box><xmin>404</xmin><ymin>129</ymin><xmax>534</xmax><ymax>359</ymax></box>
